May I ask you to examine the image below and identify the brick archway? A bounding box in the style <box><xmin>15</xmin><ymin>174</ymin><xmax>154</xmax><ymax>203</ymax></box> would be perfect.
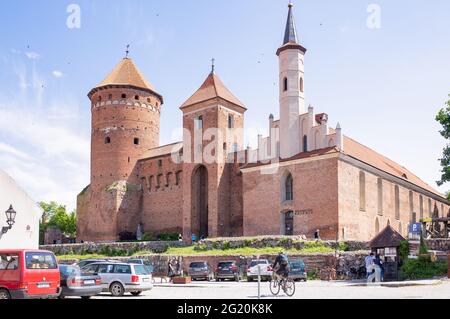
<box><xmin>191</xmin><ymin>165</ymin><xmax>209</xmax><ymax>238</ymax></box>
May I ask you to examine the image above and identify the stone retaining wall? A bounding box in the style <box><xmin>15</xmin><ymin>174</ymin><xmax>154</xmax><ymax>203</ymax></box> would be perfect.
<box><xmin>40</xmin><ymin>241</ymin><xmax>186</xmax><ymax>255</ymax></box>
<box><xmin>59</xmin><ymin>251</ymin><xmax>369</xmax><ymax>281</ymax></box>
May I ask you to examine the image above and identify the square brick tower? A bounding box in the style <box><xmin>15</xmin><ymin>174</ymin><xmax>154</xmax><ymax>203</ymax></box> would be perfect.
<box><xmin>180</xmin><ymin>67</ymin><xmax>246</xmax><ymax>240</ymax></box>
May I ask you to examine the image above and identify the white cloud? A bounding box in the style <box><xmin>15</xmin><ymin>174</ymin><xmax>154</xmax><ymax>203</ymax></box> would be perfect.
<box><xmin>25</xmin><ymin>52</ymin><xmax>40</xmax><ymax>60</ymax></box>
<box><xmin>52</xmin><ymin>70</ymin><xmax>64</xmax><ymax>78</ymax></box>
<box><xmin>0</xmin><ymin>143</ymin><xmax>35</xmax><ymax>161</ymax></box>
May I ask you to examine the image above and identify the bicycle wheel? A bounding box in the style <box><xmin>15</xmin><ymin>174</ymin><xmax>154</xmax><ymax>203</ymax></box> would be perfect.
<box><xmin>269</xmin><ymin>279</ymin><xmax>281</xmax><ymax>296</ymax></box>
<box><xmin>283</xmin><ymin>278</ymin><xmax>296</xmax><ymax>297</ymax></box>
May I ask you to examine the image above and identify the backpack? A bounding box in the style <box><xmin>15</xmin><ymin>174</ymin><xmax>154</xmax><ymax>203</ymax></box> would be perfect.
<box><xmin>279</xmin><ymin>254</ymin><xmax>288</xmax><ymax>266</ymax></box>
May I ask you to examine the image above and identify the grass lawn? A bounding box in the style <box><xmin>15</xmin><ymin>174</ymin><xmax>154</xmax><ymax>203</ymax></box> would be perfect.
<box><xmin>56</xmin><ymin>244</ymin><xmax>338</xmax><ymax>260</ymax></box>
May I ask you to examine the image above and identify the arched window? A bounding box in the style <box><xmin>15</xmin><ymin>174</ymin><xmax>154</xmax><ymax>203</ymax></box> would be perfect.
<box><xmin>303</xmin><ymin>135</ymin><xmax>308</xmax><ymax>152</ymax></box>
<box><xmin>284</xmin><ymin>173</ymin><xmax>294</xmax><ymax>202</ymax></box>
<box><xmin>395</xmin><ymin>185</ymin><xmax>400</xmax><ymax>220</ymax></box>
<box><xmin>300</xmin><ymin>77</ymin><xmax>304</xmax><ymax>92</ymax></box>
<box><xmin>228</xmin><ymin>114</ymin><xmax>234</xmax><ymax>129</ymax></box>
<box><xmin>377</xmin><ymin>178</ymin><xmax>383</xmax><ymax>215</ymax></box>
<box><xmin>166</xmin><ymin>172</ymin><xmax>173</xmax><ymax>187</ymax></box>
<box><xmin>359</xmin><ymin>171</ymin><xmax>366</xmax><ymax>211</ymax></box>
<box><xmin>105</xmin><ymin>137</ymin><xmax>111</xmax><ymax>144</ymax></box>
<box><xmin>283</xmin><ymin>77</ymin><xmax>288</xmax><ymax>92</ymax></box>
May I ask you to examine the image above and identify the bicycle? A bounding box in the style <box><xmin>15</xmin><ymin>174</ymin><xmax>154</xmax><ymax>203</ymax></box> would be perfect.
<box><xmin>269</xmin><ymin>273</ymin><xmax>296</xmax><ymax>297</ymax></box>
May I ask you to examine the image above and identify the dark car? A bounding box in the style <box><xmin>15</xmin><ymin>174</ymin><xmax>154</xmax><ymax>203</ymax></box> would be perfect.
<box><xmin>215</xmin><ymin>261</ymin><xmax>242</xmax><ymax>282</ymax></box>
<box><xmin>59</xmin><ymin>265</ymin><xmax>103</xmax><ymax>299</ymax></box>
<box><xmin>188</xmin><ymin>262</ymin><xmax>214</xmax><ymax>281</ymax></box>
<box><xmin>289</xmin><ymin>259</ymin><xmax>307</xmax><ymax>282</ymax></box>
<box><xmin>127</xmin><ymin>259</ymin><xmax>154</xmax><ymax>274</ymax></box>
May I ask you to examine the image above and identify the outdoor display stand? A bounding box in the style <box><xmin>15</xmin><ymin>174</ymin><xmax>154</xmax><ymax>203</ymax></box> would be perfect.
<box><xmin>369</xmin><ymin>225</ymin><xmax>406</xmax><ymax>282</ymax></box>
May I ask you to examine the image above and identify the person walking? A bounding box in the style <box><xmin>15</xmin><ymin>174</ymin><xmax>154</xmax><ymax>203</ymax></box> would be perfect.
<box><xmin>373</xmin><ymin>254</ymin><xmax>384</xmax><ymax>282</ymax></box>
<box><xmin>191</xmin><ymin>233</ymin><xmax>197</xmax><ymax>243</ymax></box>
<box><xmin>365</xmin><ymin>252</ymin><xmax>375</xmax><ymax>283</ymax></box>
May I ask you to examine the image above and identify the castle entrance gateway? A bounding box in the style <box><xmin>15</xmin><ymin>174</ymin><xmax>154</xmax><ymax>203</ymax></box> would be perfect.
<box><xmin>191</xmin><ymin>165</ymin><xmax>209</xmax><ymax>238</ymax></box>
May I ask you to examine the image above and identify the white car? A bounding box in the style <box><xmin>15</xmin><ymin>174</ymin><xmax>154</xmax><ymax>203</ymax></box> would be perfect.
<box><xmin>82</xmin><ymin>262</ymin><xmax>153</xmax><ymax>297</ymax></box>
<box><xmin>246</xmin><ymin>259</ymin><xmax>273</xmax><ymax>282</ymax></box>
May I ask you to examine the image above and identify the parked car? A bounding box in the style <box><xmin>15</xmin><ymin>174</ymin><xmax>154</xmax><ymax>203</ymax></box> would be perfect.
<box><xmin>76</xmin><ymin>259</ymin><xmax>110</xmax><ymax>269</ymax></box>
<box><xmin>0</xmin><ymin>250</ymin><xmax>61</xmax><ymax>299</ymax></box>
<box><xmin>59</xmin><ymin>265</ymin><xmax>103</xmax><ymax>299</ymax></box>
<box><xmin>246</xmin><ymin>259</ymin><xmax>273</xmax><ymax>282</ymax></box>
<box><xmin>126</xmin><ymin>258</ymin><xmax>154</xmax><ymax>274</ymax></box>
<box><xmin>81</xmin><ymin>262</ymin><xmax>153</xmax><ymax>297</ymax></box>
<box><xmin>215</xmin><ymin>261</ymin><xmax>242</xmax><ymax>282</ymax></box>
<box><xmin>188</xmin><ymin>262</ymin><xmax>215</xmax><ymax>281</ymax></box>
<box><xmin>289</xmin><ymin>259</ymin><xmax>307</xmax><ymax>282</ymax></box>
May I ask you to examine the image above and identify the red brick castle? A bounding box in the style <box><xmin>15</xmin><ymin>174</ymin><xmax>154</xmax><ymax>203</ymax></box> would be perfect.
<box><xmin>77</xmin><ymin>4</ymin><xmax>449</xmax><ymax>242</ymax></box>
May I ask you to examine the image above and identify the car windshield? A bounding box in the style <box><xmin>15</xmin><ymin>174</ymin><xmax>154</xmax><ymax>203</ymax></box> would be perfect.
<box><xmin>218</xmin><ymin>262</ymin><xmax>234</xmax><ymax>267</ymax></box>
<box><xmin>250</xmin><ymin>260</ymin><xmax>267</xmax><ymax>267</ymax></box>
<box><xmin>190</xmin><ymin>262</ymin><xmax>206</xmax><ymax>268</ymax></box>
<box><xmin>60</xmin><ymin>265</ymin><xmax>82</xmax><ymax>276</ymax></box>
<box><xmin>133</xmin><ymin>265</ymin><xmax>150</xmax><ymax>275</ymax></box>
<box><xmin>290</xmin><ymin>261</ymin><xmax>304</xmax><ymax>268</ymax></box>
<box><xmin>25</xmin><ymin>252</ymin><xmax>57</xmax><ymax>270</ymax></box>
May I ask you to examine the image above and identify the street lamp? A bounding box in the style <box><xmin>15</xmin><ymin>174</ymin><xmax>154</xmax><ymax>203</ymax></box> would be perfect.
<box><xmin>2</xmin><ymin>205</ymin><xmax>17</xmax><ymax>235</ymax></box>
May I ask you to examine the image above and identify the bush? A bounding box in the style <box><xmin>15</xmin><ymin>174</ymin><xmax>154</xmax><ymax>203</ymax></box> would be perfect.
<box><xmin>307</xmin><ymin>269</ymin><xmax>319</xmax><ymax>280</ymax></box>
<box><xmin>401</xmin><ymin>256</ymin><xmax>448</xmax><ymax>280</ymax></box>
<box><xmin>419</xmin><ymin>236</ymin><xmax>429</xmax><ymax>255</ymax></box>
<box><xmin>399</xmin><ymin>241</ymin><xmax>410</xmax><ymax>262</ymax></box>
<box><xmin>156</xmin><ymin>233</ymin><xmax>179</xmax><ymax>241</ymax></box>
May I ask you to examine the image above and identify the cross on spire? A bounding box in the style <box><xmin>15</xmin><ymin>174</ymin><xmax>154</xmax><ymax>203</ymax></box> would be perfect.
<box><xmin>125</xmin><ymin>44</ymin><xmax>130</xmax><ymax>59</ymax></box>
<box><xmin>211</xmin><ymin>58</ymin><xmax>215</xmax><ymax>74</ymax></box>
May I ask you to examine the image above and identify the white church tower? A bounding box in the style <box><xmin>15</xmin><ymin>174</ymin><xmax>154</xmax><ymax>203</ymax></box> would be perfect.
<box><xmin>277</xmin><ymin>3</ymin><xmax>307</xmax><ymax>159</ymax></box>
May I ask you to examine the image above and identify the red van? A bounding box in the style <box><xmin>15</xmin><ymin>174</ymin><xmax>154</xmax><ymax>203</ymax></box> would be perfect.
<box><xmin>0</xmin><ymin>250</ymin><xmax>61</xmax><ymax>299</ymax></box>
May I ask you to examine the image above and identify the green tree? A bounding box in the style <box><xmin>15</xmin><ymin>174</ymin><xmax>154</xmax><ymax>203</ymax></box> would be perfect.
<box><xmin>436</xmin><ymin>95</ymin><xmax>450</xmax><ymax>187</ymax></box>
<box><xmin>39</xmin><ymin>201</ymin><xmax>77</xmax><ymax>241</ymax></box>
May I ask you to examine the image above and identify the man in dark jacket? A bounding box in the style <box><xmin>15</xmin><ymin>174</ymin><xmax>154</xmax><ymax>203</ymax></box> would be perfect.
<box><xmin>272</xmin><ymin>252</ymin><xmax>290</xmax><ymax>279</ymax></box>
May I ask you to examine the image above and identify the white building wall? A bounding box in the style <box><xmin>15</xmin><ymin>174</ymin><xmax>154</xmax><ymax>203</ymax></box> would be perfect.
<box><xmin>0</xmin><ymin>170</ymin><xmax>41</xmax><ymax>249</ymax></box>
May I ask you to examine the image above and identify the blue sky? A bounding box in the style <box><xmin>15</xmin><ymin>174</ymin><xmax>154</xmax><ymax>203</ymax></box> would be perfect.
<box><xmin>0</xmin><ymin>0</ymin><xmax>449</xmax><ymax>211</ymax></box>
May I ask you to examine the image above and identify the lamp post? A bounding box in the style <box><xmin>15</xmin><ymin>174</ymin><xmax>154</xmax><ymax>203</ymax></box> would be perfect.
<box><xmin>1</xmin><ymin>205</ymin><xmax>17</xmax><ymax>235</ymax></box>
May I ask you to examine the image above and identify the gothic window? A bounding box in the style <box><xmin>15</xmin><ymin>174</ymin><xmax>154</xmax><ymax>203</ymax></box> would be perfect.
<box><xmin>156</xmin><ymin>174</ymin><xmax>163</xmax><ymax>189</ymax></box>
<box><xmin>409</xmin><ymin>191</ymin><xmax>414</xmax><ymax>221</ymax></box>
<box><xmin>105</xmin><ymin>137</ymin><xmax>111</xmax><ymax>144</ymax></box>
<box><xmin>223</xmin><ymin>143</ymin><xmax>227</xmax><ymax>151</ymax></box>
<box><xmin>395</xmin><ymin>185</ymin><xmax>400</xmax><ymax>220</ymax></box>
<box><xmin>303</xmin><ymin>135</ymin><xmax>308</xmax><ymax>152</ymax></box>
<box><xmin>195</xmin><ymin>116</ymin><xmax>203</xmax><ymax>130</ymax></box>
<box><xmin>228</xmin><ymin>114</ymin><xmax>234</xmax><ymax>129</ymax></box>
<box><xmin>359</xmin><ymin>171</ymin><xmax>366</xmax><ymax>211</ymax></box>
<box><xmin>283</xmin><ymin>173</ymin><xmax>294</xmax><ymax>202</ymax></box>
<box><xmin>141</xmin><ymin>177</ymin><xmax>148</xmax><ymax>190</ymax></box>
<box><xmin>158</xmin><ymin>159</ymin><xmax>163</xmax><ymax>167</ymax></box>
<box><xmin>283</xmin><ymin>77</ymin><xmax>288</xmax><ymax>92</ymax></box>
<box><xmin>428</xmin><ymin>198</ymin><xmax>432</xmax><ymax>218</ymax></box>
<box><xmin>419</xmin><ymin>195</ymin><xmax>424</xmax><ymax>220</ymax></box>
<box><xmin>134</xmin><ymin>138</ymin><xmax>140</xmax><ymax>145</ymax></box>
<box><xmin>377</xmin><ymin>178</ymin><xmax>383</xmax><ymax>215</ymax></box>
<box><xmin>300</xmin><ymin>77</ymin><xmax>304</xmax><ymax>93</ymax></box>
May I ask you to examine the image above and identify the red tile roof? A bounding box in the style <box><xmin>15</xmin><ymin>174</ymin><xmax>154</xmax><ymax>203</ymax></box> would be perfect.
<box><xmin>180</xmin><ymin>73</ymin><xmax>246</xmax><ymax>109</ymax></box>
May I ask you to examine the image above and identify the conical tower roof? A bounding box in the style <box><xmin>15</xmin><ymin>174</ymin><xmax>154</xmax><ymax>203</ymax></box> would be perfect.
<box><xmin>88</xmin><ymin>58</ymin><xmax>162</xmax><ymax>101</ymax></box>
<box><xmin>180</xmin><ymin>72</ymin><xmax>245</xmax><ymax>109</ymax></box>
<box><xmin>283</xmin><ymin>3</ymin><xmax>298</xmax><ymax>44</ymax></box>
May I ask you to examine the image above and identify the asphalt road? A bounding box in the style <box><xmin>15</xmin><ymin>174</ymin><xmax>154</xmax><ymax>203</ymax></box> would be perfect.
<box><xmin>75</xmin><ymin>279</ymin><xmax>450</xmax><ymax>299</ymax></box>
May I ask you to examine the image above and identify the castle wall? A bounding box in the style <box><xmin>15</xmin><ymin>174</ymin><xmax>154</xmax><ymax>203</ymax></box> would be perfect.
<box><xmin>337</xmin><ymin>158</ymin><xmax>450</xmax><ymax>241</ymax></box>
<box><xmin>138</xmin><ymin>155</ymin><xmax>183</xmax><ymax>236</ymax></box>
<box><xmin>242</xmin><ymin>154</ymin><xmax>339</xmax><ymax>239</ymax></box>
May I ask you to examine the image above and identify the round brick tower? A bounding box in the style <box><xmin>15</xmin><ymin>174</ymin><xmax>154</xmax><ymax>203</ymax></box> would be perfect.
<box><xmin>88</xmin><ymin>57</ymin><xmax>163</xmax><ymax>191</ymax></box>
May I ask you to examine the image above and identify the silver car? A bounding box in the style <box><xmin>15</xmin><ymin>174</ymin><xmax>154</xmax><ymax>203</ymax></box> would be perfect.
<box><xmin>82</xmin><ymin>262</ymin><xmax>153</xmax><ymax>297</ymax></box>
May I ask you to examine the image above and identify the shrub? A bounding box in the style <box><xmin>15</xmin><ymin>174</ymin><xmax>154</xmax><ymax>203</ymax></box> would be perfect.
<box><xmin>307</xmin><ymin>269</ymin><xmax>319</xmax><ymax>280</ymax></box>
<box><xmin>398</xmin><ymin>241</ymin><xmax>410</xmax><ymax>262</ymax></box>
<box><xmin>401</xmin><ymin>256</ymin><xmax>448</xmax><ymax>280</ymax></box>
<box><xmin>338</xmin><ymin>242</ymin><xmax>349</xmax><ymax>252</ymax></box>
<box><xmin>156</xmin><ymin>233</ymin><xmax>179</xmax><ymax>241</ymax></box>
<box><xmin>419</xmin><ymin>236</ymin><xmax>429</xmax><ymax>255</ymax></box>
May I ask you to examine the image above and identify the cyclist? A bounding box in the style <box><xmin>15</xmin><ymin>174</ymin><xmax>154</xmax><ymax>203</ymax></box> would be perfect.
<box><xmin>272</xmin><ymin>251</ymin><xmax>290</xmax><ymax>280</ymax></box>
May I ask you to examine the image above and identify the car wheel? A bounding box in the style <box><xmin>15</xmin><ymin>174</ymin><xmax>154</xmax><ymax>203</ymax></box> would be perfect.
<box><xmin>131</xmin><ymin>291</ymin><xmax>142</xmax><ymax>296</ymax></box>
<box><xmin>110</xmin><ymin>282</ymin><xmax>125</xmax><ymax>297</ymax></box>
<box><xmin>81</xmin><ymin>296</ymin><xmax>91</xmax><ymax>300</ymax></box>
<box><xmin>0</xmin><ymin>289</ymin><xmax>11</xmax><ymax>300</ymax></box>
